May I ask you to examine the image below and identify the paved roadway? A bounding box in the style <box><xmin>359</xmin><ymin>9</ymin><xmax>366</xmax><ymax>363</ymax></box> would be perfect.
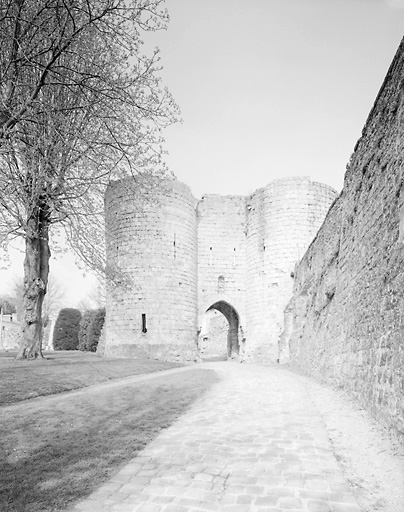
<box><xmin>70</xmin><ymin>362</ymin><xmax>361</xmax><ymax>512</ymax></box>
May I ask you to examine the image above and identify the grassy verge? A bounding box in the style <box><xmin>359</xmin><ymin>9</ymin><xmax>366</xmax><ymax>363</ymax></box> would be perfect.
<box><xmin>0</xmin><ymin>350</ymin><xmax>184</xmax><ymax>405</ymax></box>
<box><xmin>0</xmin><ymin>367</ymin><xmax>218</xmax><ymax>512</ymax></box>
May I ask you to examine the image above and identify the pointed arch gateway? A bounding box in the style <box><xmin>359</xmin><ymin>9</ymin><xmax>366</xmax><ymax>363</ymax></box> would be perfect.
<box><xmin>204</xmin><ymin>300</ymin><xmax>240</xmax><ymax>359</ymax></box>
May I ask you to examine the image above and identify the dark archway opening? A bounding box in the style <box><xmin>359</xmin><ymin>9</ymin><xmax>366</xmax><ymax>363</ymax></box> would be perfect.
<box><xmin>200</xmin><ymin>301</ymin><xmax>240</xmax><ymax>361</ymax></box>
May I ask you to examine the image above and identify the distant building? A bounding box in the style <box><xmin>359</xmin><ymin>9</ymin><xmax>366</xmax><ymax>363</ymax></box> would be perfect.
<box><xmin>0</xmin><ymin>314</ymin><xmax>20</xmax><ymax>350</ymax></box>
<box><xmin>0</xmin><ymin>313</ymin><xmax>53</xmax><ymax>351</ymax></box>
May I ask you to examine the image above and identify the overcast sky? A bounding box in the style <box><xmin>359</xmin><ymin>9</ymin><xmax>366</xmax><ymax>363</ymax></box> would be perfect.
<box><xmin>1</xmin><ymin>0</ymin><xmax>404</xmax><ymax>302</ymax></box>
<box><xmin>149</xmin><ymin>0</ymin><xmax>404</xmax><ymax>198</ymax></box>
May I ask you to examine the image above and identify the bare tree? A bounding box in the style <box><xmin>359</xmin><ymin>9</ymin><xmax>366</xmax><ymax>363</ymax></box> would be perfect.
<box><xmin>0</xmin><ymin>0</ymin><xmax>179</xmax><ymax>359</ymax></box>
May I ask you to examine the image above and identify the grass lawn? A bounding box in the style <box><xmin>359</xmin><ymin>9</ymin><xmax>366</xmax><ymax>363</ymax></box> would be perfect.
<box><xmin>0</xmin><ymin>350</ymin><xmax>184</xmax><ymax>405</ymax></box>
<box><xmin>0</xmin><ymin>353</ymin><xmax>218</xmax><ymax>512</ymax></box>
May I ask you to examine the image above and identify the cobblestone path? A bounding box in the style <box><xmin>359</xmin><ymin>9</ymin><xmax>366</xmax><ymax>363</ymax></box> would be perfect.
<box><xmin>71</xmin><ymin>362</ymin><xmax>361</xmax><ymax>512</ymax></box>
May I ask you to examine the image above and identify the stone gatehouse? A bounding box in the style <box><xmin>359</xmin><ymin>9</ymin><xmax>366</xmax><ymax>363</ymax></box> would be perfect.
<box><xmin>103</xmin><ymin>176</ymin><xmax>336</xmax><ymax>363</ymax></box>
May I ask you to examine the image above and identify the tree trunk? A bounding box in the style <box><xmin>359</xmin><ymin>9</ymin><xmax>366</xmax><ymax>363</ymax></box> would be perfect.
<box><xmin>16</xmin><ymin>202</ymin><xmax>50</xmax><ymax>359</ymax></box>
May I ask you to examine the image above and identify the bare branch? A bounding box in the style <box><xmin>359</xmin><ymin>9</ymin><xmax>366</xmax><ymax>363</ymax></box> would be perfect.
<box><xmin>0</xmin><ymin>0</ymin><xmax>179</xmax><ymax>358</ymax></box>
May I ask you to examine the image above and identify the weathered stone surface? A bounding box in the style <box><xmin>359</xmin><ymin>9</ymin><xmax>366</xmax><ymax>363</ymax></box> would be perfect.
<box><xmin>104</xmin><ymin>179</ymin><xmax>198</xmax><ymax>361</ymax></box>
<box><xmin>244</xmin><ymin>178</ymin><xmax>336</xmax><ymax>362</ymax></box>
<box><xmin>287</xmin><ymin>37</ymin><xmax>404</xmax><ymax>442</ymax></box>
<box><xmin>104</xmin><ymin>176</ymin><xmax>336</xmax><ymax>363</ymax></box>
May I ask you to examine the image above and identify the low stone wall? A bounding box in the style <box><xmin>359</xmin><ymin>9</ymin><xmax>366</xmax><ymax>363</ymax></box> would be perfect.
<box><xmin>287</xmin><ymin>37</ymin><xmax>404</xmax><ymax>442</ymax></box>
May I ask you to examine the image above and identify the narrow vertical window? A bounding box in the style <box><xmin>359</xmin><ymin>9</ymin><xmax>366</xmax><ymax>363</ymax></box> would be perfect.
<box><xmin>218</xmin><ymin>275</ymin><xmax>225</xmax><ymax>293</ymax></box>
<box><xmin>173</xmin><ymin>233</ymin><xmax>176</xmax><ymax>258</ymax></box>
<box><xmin>142</xmin><ymin>313</ymin><xmax>147</xmax><ymax>333</ymax></box>
<box><xmin>209</xmin><ymin>247</ymin><xmax>213</xmax><ymax>266</ymax></box>
<box><xmin>233</xmin><ymin>248</ymin><xmax>236</xmax><ymax>266</ymax></box>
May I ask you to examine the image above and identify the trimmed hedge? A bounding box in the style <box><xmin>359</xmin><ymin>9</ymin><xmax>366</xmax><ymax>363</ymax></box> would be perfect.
<box><xmin>78</xmin><ymin>308</ymin><xmax>105</xmax><ymax>352</ymax></box>
<box><xmin>78</xmin><ymin>310</ymin><xmax>94</xmax><ymax>351</ymax></box>
<box><xmin>53</xmin><ymin>308</ymin><xmax>82</xmax><ymax>350</ymax></box>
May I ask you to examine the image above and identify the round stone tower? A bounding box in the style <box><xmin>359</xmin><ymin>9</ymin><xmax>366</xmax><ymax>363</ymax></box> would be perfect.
<box><xmin>104</xmin><ymin>178</ymin><xmax>198</xmax><ymax>361</ymax></box>
<box><xmin>245</xmin><ymin>177</ymin><xmax>337</xmax><ymax>362</ymax></box>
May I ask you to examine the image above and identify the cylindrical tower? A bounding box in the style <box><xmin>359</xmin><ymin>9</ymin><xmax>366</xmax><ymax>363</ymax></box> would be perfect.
<box><xmin>245</xmin><ymin>177</ymin><xmax>337</xmax><ymax>363</ymax></box>
<box><xmin>104</xmin><ymin>178</ymin><xmax>198</xmax><ymax>361</ymax></box>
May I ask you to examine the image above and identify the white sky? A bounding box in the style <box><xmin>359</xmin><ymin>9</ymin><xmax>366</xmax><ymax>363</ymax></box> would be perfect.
<box><xmin>151</xmin><ymin>0</ymin><xmax>404</xmax><ymax>197</ymax></box>
<box><xmin>1</xmin><ymin>0</ymin><xmax>404</xmax><ymax>303</ymax></box>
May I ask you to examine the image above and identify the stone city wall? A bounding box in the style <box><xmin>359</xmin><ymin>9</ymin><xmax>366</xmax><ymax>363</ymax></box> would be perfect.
<box><xmin>287</xmin><ymin>38</ymin><xmax>404</xmax><ymax>442</ymax></box>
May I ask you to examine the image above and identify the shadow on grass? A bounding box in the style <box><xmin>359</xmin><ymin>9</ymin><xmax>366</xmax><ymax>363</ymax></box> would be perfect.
<box><xmin>0</xmin><ymin>351</ymin><xmax>184</xmax><ymax>405</ymax></box>
<box><xmin>0</xmin><ymin>369</ymin><xmax>218</xmax><ymax>512</ymax></box>
<box><xmin>0</xmin><ymin>423</ymin><xmax>149</xmax><ymax>511</ymax></box>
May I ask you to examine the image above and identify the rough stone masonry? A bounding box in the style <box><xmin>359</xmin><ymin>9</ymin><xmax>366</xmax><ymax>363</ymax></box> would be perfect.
<box><xmin>104</xmin><ymin>177</ymin><xmax>336</xmax><ymax>363</ymax></box>
<box><xmin>285</xmin><ymin>37</ymin><xmax>404</xmax><ymax>443</ymax></box>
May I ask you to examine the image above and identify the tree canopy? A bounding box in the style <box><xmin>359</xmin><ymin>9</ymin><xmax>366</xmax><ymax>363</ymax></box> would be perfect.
<box><xmin>0</xmin><ymin>296</ymin><xmax>16</xmax><ymax>315</ymax></box>
<box><xmin>0</xmin><ymin>0</ymin><xmax>179</xmax><ymax>358</ymax></box>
